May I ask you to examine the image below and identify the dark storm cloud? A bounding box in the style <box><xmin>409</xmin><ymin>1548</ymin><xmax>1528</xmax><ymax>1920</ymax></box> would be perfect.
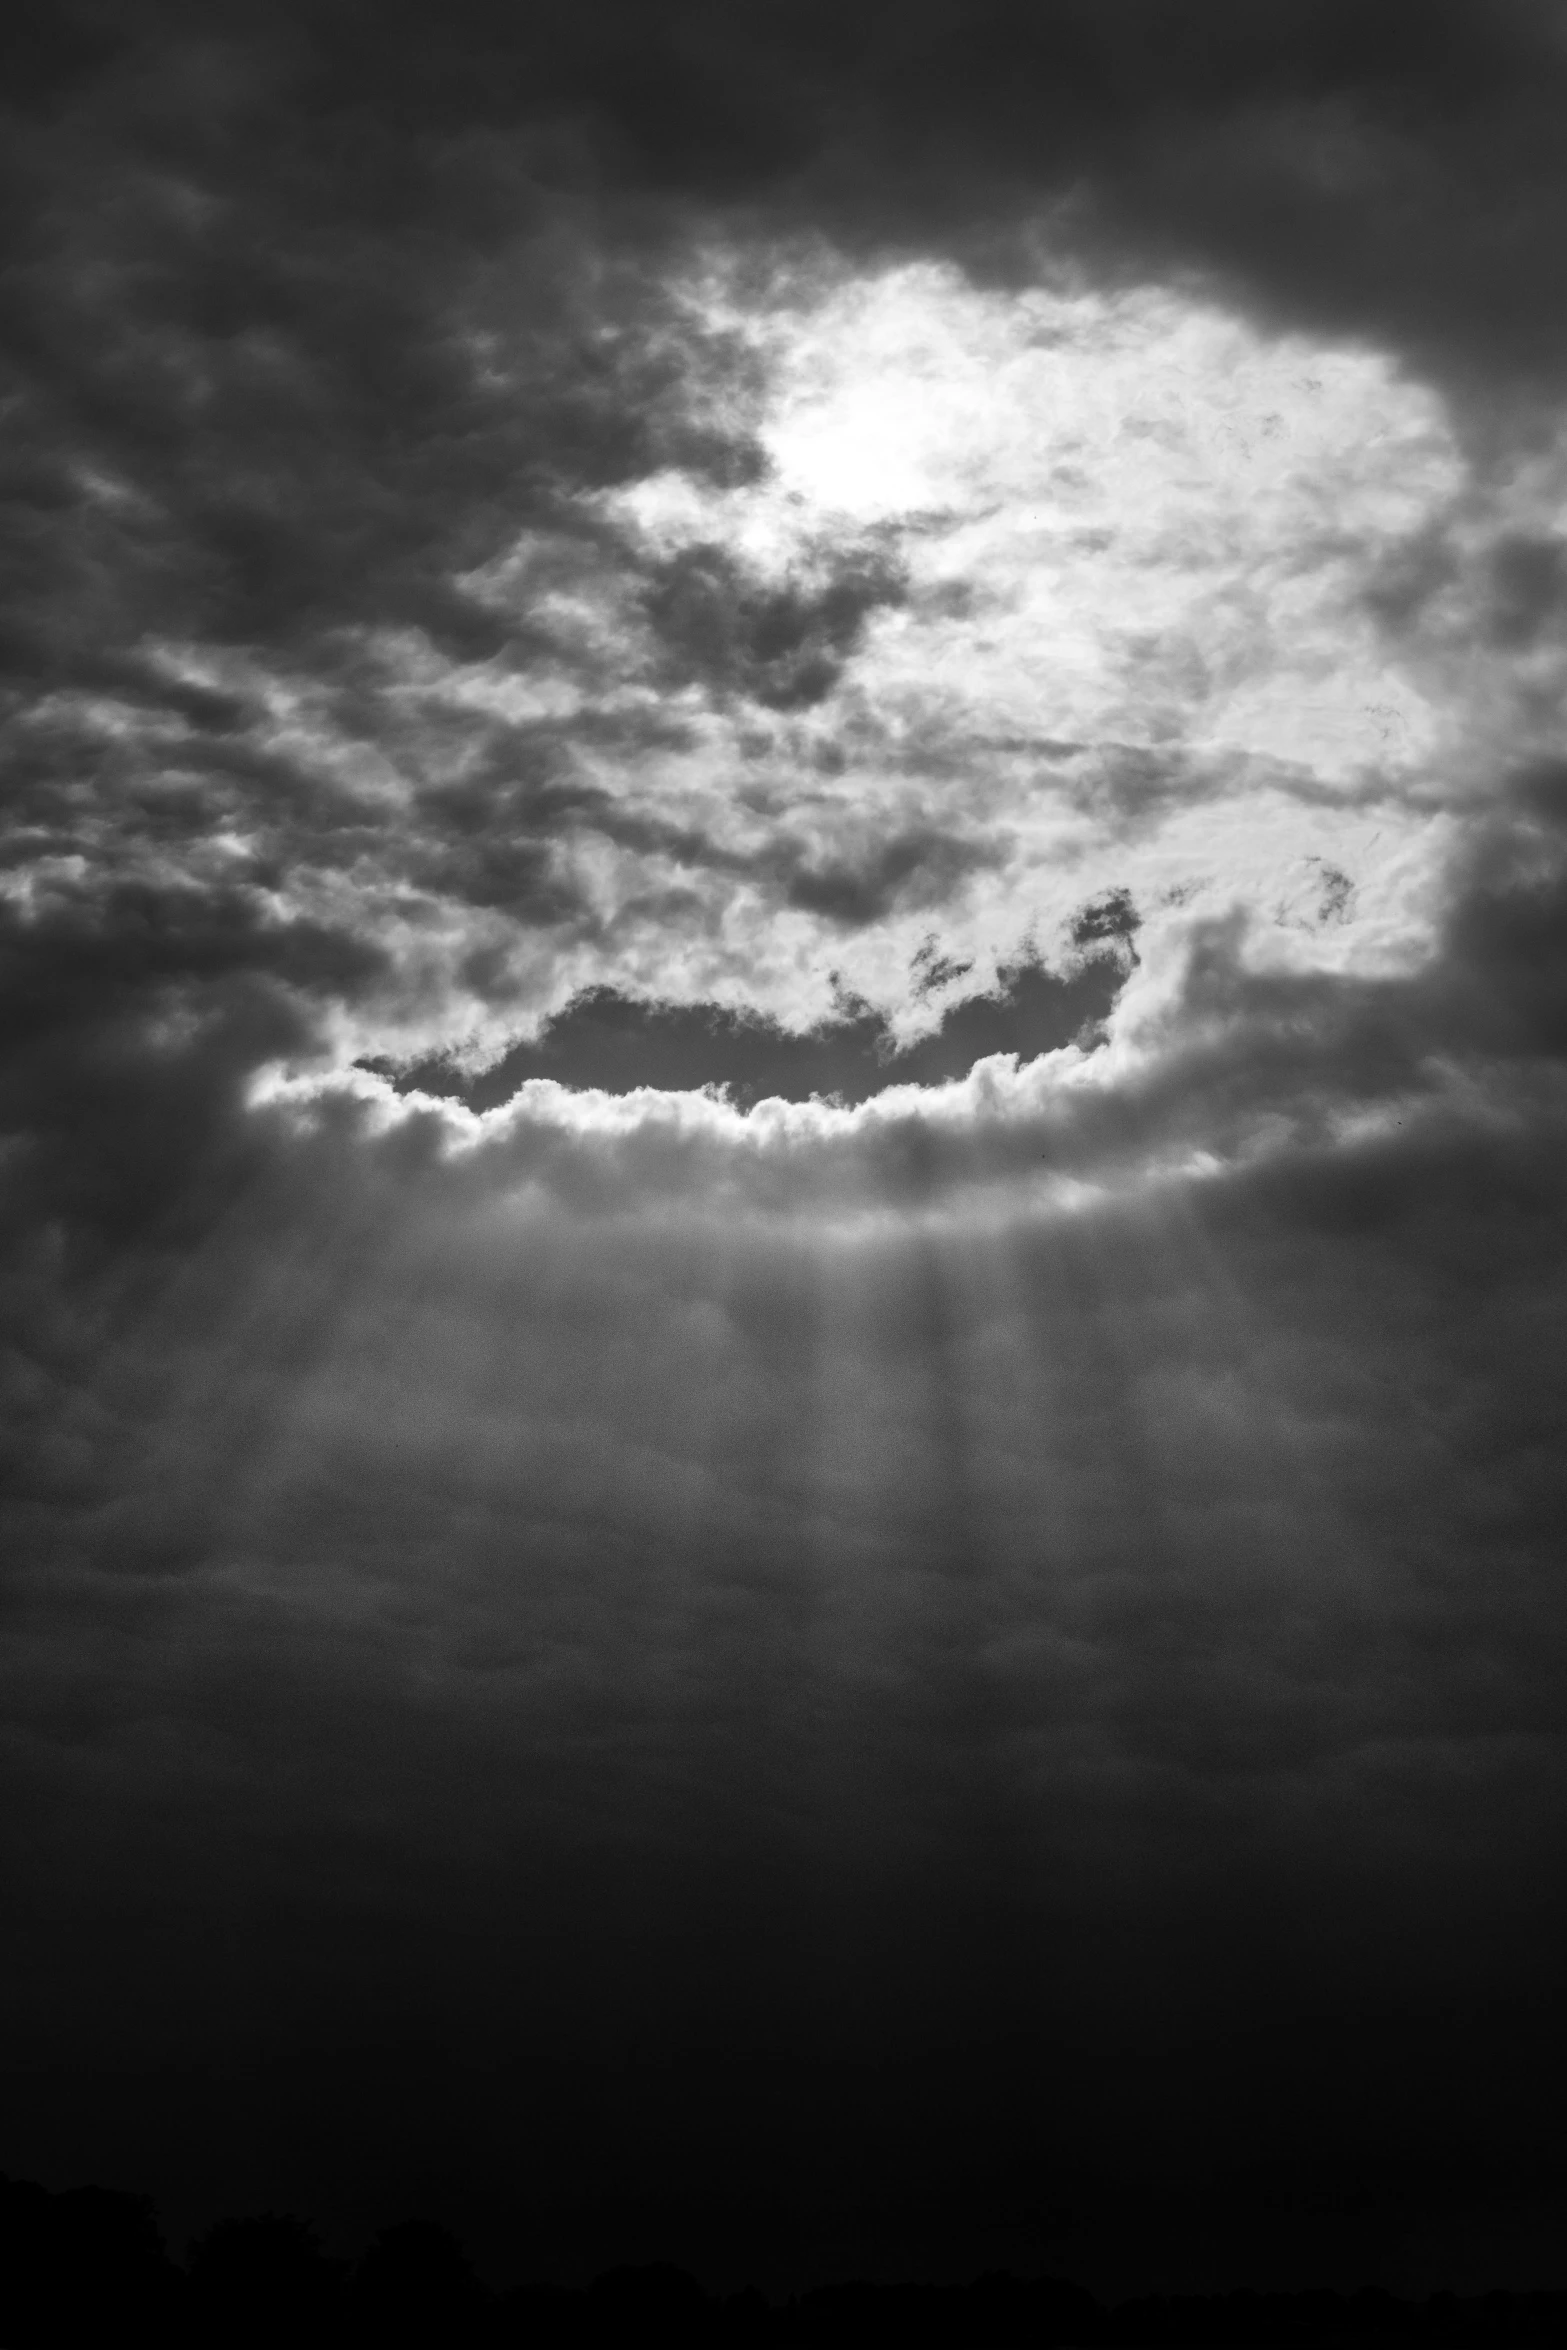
<box><xmin>0</xmin><ymin>34</ymin><xmax>763</xmax><ymax>670</ymax></box>
<box><xmin>777</xmin><ymin>823</ymin><xmax>1004</xmax><ymax>927</ymax></box>
<box><xmin>18</xmin><ymin>3</ymin><xmax>1567</xmax><ymax>494</ymax></box>
<box><xmin>397</xmin><ymin>742</ymin><xmax>1004</xmax><ymax>950</ymax></box>
<box><xmin>157</xmin><ymin>0</ymin><xmax>1567</xmax><ymax>422</ymax></box>
<box><xmin>642</xmin><ymin>535</ymin><xmax>907</xmax><ymax>711</ymax></box>
<box><xmin>0</xmin><ymin>877</ymin><xmax>385</xmax><ymax>1256</ymax></box>
<box><xmin>372</xmin><ymin>917</ymin><xmax>1132</xmax><ymax>1108</ymax></box>
<box><xmin>0</xmin><ymin>4</ymin><xmax>781</xmax><ymax>1038</ymax></box>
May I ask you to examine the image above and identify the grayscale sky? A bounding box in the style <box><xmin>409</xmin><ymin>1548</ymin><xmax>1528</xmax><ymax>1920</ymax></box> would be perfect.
<box><xmin>3</xmin><ymin>0</ymin><xmax>1566</xmax><ymax>2297</ymax></box>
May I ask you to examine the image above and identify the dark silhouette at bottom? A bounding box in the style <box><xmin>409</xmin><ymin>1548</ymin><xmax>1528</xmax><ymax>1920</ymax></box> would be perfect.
<box><xmin>2</xmin><ymin>2173</ymin><xmax>1563</xmax><ymax>2347</ymax></box>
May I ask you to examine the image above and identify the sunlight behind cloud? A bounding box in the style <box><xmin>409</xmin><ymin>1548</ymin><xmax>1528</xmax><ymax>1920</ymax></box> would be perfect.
<box><xmin>584</xmin><ymin>250</ymin><xmax>1468</xmax><ymax>1050</ymax></box>
<box><xmin>37</xmin><ymin>230</ymin><xmax>1497</xmax><ymax>1092</ymax></box>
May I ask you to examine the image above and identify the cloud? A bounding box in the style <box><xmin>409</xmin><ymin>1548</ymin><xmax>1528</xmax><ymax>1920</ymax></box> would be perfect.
<box><xmin>24</xmin><ymin>4</ymin><xmax>1567</xmax><ymax>421</ymax></box>
<box><xmin>641</xmin><ymin>533</ymin><xmax>907</xmax><ymax>710</ymax></box>
<box><xmin>369</xmin><ymin>917</ymin><xmax>1132</xmax><ymax>1109</ymax></box>
<box><xmin>2</xmin><ymin>29</ymin><xmax>1496</xmax><ymax>1091</ymax></box>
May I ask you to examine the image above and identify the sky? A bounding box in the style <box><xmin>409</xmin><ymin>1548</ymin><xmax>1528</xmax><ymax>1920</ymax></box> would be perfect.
<box><xmin>4</xmin><ymin>0</ymin><xmax>1567</xmax><ymax>2300</ymax></box>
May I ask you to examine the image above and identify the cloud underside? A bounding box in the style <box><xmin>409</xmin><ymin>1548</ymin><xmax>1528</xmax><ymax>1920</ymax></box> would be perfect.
<box><xmin>368</xmin><ymin>912</ymin><xmax>1135</xmax><ymax>1108</ymax></box>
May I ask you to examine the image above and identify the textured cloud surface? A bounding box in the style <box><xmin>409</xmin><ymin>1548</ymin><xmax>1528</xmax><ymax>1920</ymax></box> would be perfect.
<box><xmin>4</xmin><ymin>0</ymin><xmax>1567</xmax><ymax>2298</ymax></box>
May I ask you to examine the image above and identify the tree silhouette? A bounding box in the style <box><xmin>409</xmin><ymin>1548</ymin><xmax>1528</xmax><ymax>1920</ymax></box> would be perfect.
<box><xmin>351</xmin><ymin>2216</ymin><xmax>488</xmax><ymax>2342</ymax></box>
<box><xmin>586</xmin><ymin>2261</ymin><xmax>711</xmax><ymax>2345</ymax></box>
<box><xmin>0</xmin><ymin>2175</ymin><xmax>182</xmax><ymax>2348</ymax></box>
<box><xmin>186</xmin><ymin>2209</ymin><xmax>346</xmax><ymax>2345</ymax></box>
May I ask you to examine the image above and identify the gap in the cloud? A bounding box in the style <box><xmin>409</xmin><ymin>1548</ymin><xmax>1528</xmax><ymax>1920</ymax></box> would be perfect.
<box><xmin>363</xmin><ymin>895</ymin><xmax>1138</xmax><ymax>1110</ymax></box>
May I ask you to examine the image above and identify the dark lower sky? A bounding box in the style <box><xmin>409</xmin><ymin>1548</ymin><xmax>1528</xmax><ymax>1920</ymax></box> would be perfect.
<box><xmin>3</xmin><ymin>0</ymin><xmax>1567</xmax><ymax>2300</ymax></box>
